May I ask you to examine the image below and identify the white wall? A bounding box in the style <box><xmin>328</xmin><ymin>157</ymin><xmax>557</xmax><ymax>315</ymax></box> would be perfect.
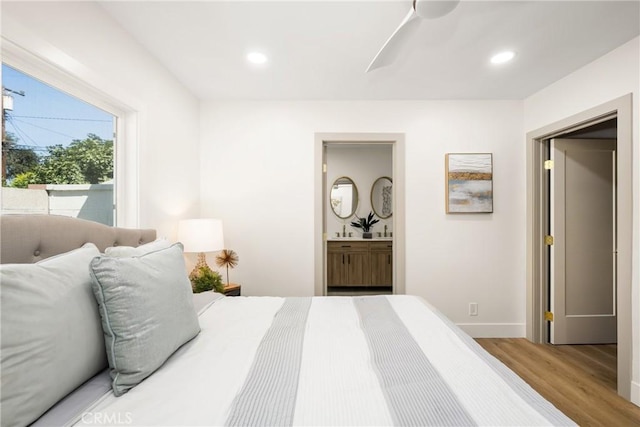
<box><xmin>1</xmin><ymin>184</ymin><xmax>114</xmax><ymax>225</ymax></box>
<box><xmin>0</xmin><ymin>187</ymin><xmax>48</xmax><ymax>214</ymax></box>
<box><xmin>1</xmin><ymin>1</ymin><xmax>201</xmax><ymax>238</ymax></box>
<box><xmin>326</xmin><ymin>145</ymin><xmax>392</xmax><ymax>238</ymax></box>
<box><xmin>200</xmin><ymin>100</ymin><xmax>525</xmax><ymax>336</ymax></box>
<box><xmin>524</xmin><ymin>36</ymin><xmax>640</xmax><ymax>406</ymax></box>
<box><xmin>47</xmin><ymin>184</ymin><xmax>113</xmax><ymax>226</ymax></box>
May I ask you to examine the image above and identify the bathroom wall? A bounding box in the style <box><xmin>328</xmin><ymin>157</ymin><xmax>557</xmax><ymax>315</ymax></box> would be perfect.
<box><xmin>325</xmin><ymin>145</ymin><xmax>392</xmax><ymax>239</ymax></box>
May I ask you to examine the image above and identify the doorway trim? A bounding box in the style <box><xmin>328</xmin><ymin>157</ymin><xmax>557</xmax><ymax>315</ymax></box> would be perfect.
<box><xmin>314</xmin><ymin>132</ymin><xmax>405</xmax><ymax>297</ymax></box>
<box><xmin>526</xmin><ymin>94</ymin><xmax>633</xmax><ymax>399</ymax></box>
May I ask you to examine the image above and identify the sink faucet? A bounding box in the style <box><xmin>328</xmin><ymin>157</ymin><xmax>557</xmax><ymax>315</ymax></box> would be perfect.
<box><xmin>384</xmin><ymin>224</ymin><xmax>388</xmax><ymax>237</ymax></box>
<box><xmin>342</xmin><ymin>224</ymin><xmax>346</xmax><ymax>237</ymax></box>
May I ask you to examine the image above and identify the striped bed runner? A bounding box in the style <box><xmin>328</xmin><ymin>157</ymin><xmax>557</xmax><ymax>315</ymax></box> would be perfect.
<box><xmin>225</xmin><ymin>296</ymin><xmax>573</xmax><ymax>426</ymax></box>
<box><xmin>226</xmin><ymin>296</ymin><xmax>475</xmax><ymax>426</ymax></box>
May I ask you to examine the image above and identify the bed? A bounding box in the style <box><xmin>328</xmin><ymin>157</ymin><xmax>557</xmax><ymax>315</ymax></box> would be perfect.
<box><xmin>0</xmin><ymin>215</ymin><xmax>576</xmax><ymax>427</ymax></box>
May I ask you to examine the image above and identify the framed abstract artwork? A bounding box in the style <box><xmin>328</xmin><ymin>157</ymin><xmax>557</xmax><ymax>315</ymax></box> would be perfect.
<box><xmin>445</xmin><ymin>153</ymin><xmax>493</xmax><ymax>213</ymax></box>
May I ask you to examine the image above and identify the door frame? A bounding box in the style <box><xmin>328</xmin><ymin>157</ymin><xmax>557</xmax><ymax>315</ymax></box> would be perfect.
<box><xmin>526</xmin><ymin>94</ymin><xmax>632</xmax><ymax>399</ymax></box>
<box><xmin>314</xmin><ymin>132</ymin><xmax>406</xmax><ymax>296</ymax></box>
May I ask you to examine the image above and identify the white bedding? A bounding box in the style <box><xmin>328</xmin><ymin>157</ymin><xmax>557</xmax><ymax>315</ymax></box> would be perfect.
<box><xmin>73</xmin><ymin>295</ymin><xmax>575</xmax><ymax>426</ymax></box>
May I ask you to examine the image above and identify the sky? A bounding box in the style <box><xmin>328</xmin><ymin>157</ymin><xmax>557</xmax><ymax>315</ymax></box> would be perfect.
<box><xmin>2</xmin><ymin>64</ymin><xmax>114</xmax><ymax>153</ymax></box>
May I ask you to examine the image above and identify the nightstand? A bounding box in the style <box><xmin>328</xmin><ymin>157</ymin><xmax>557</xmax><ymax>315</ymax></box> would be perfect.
<box><xmin>223</xmin><ymin>283</ymin><xmax>241</xmax><ymax>296</ymax></box>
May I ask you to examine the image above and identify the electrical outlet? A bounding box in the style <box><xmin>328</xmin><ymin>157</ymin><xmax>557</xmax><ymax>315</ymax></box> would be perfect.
<box><xmin>469</xmin><ymin>303</ymin><xmax>478</xmax><ymax>316</ymax></box>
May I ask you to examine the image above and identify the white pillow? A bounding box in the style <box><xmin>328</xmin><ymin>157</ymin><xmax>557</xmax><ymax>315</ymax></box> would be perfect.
<box><xmin>0</xmin><ymin>243</ymin><xmax>105</xmax><ymax>427</ymax></box>
<box><xmin>104</xmin><ymin>238</ymin><xmax>171</xmax><ymax>257</ymax></box>
<box><xmin>90</xmin><ymin>243</ymin><xmax>200</xmax><ymax>396</ymax></box>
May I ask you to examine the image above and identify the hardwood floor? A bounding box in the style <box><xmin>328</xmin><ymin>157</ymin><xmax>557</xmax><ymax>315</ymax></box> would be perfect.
<box><xmin>476</xmin><ymin>338</ymin><xmax>640</xmax><ymax>426</ymax></box>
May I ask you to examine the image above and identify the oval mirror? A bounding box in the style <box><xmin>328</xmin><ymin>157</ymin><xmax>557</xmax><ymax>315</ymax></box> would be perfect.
<box><xmin>371</xmin><ymin>176</ymin><xmax>393</xmax><ymax>219</ymax></box>
<box><xmin>330</xmin><ymin>176</ymin><xmax>358</xmax><ymax>219</ymax></box>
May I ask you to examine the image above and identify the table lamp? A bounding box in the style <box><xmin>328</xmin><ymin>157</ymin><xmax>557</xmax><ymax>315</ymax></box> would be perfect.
<box><xmin>177</xmin><ymin>218</ymin><xmax>224</xmax><ymax>276</ymax></box>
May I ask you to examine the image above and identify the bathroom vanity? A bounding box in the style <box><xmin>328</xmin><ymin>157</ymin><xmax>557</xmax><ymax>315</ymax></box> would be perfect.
<box><xmin>327</xmin><ymin>239</ymin><xmax>392</xmax><ymax>288</ymax></box>
<box><xmin>326</xmin><ymin>170</ymin><xmax>394</xmax><ymax>294</ymax></box>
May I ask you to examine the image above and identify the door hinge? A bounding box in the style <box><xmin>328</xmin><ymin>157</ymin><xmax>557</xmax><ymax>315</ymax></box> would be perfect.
<box><xmin>544</xmin><ymin>235</ymin><xmax>554</xmax><ymax>246</ymax></box>
<box><xmin>323</xmin><ymin>163</ymin><xmax>327</xmax><ymax>173</ymax></box>
<box><xmin>544</xmin><ymin>311</ymin><xmax>554</xmax><ymax>322</ymax></box>
<box><xmin>544</xmin><ymin>160</ymin><xmax>554</xmax><ymax>170</ymax></box>
<box><xmin>322</xmin><ymin>232</ymin><xmax>327</xmax><ymax>241</ymax></box>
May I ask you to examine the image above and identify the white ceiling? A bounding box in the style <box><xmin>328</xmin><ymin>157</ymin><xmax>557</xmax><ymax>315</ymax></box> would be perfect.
<box><xmin>99</xmin><ymin>1</ymin><xmax>640</xmax><ymax>101</ymax></box>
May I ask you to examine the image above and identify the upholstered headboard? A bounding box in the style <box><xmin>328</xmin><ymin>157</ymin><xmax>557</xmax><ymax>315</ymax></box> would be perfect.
<box><xmin>0</xmin><ymin>215</ymin><xmax>157</xmax><ymax>264</ymax></box>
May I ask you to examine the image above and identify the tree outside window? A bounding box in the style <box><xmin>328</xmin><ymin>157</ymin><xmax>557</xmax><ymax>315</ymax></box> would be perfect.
<box><xmin>2</xmin><ymin>64</ymin><xmax>116</xmax><ymax>225</ymax></box>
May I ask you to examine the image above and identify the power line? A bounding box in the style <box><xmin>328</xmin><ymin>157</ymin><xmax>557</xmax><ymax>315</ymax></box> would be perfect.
<box><xmin>5</xmin><ymin>116</ymin><xmax>42</xmax><ymax>147</ymax></box>
<box><xmin>11</xmin><ymin>115</ymin><xmax>112</xmax><ymax>123</ymax></box>
<box><xmin>8</xmin><ymin>116</ymin><xmax>76</xmax><ymax>139</ymax></box>
<box><xmin>7</xmin><ymin>144</ymin><xmax>48</xmax><ymax>152</ymax></box>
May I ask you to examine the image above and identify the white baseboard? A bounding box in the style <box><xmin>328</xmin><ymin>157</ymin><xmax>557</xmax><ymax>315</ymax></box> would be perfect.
<box><xmin>631</xmin><ymin>380</ymin><xmax>640</xmax><ymax>407</ymax></box>
<box><xmin>456</xmin><ymin>323</ymin><xmax>526</xmax><ymax>338</ymax></box>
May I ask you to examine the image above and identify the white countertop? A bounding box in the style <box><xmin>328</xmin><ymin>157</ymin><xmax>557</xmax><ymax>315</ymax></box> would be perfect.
<box><xmin>327</xmin><ymin>237</ymin><xmax>393</xmax><ymax>241</ymax></box>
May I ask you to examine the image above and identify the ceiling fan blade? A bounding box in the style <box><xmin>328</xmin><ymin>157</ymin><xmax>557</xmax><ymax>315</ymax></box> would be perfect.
<box><xmin>414</xmin><ymin>0</ymin><xmax>460</xmax><ymax>19</ymax></box>
<box><xmin>366</xmin><ymin>7</ymin><xmax>419</xmax><ymax>72</ymax></box>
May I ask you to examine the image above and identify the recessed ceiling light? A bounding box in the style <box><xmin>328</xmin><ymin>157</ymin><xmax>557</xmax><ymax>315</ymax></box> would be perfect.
<box><xmin>490</xmin><ymin>51</ymin><xmax>515</xmax><ymax>65</ymax></box>
<box><xmin>247</xmin><ymin>52</ymin><xmax>268</xmax><ymax>65</ymax></box>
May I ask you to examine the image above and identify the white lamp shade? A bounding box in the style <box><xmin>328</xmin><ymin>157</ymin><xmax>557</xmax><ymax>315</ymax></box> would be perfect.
<box><xmin>177</xmin><ymin>218</ymin><xmax>224</xmax><ymax>253</ymax></box>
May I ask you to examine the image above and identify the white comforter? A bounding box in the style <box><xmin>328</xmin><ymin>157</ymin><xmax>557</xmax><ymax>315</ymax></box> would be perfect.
<box><xmin>75</xmin><ymin>295</ymin><xmax>574</xmax><ymax>426</ymax></box>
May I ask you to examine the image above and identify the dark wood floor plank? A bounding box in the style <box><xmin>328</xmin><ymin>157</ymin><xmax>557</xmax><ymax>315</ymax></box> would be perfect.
<box><xmin>476</xmin><ymin>338</ymin><xmax>640</xmax><ymax>427</ymax></box>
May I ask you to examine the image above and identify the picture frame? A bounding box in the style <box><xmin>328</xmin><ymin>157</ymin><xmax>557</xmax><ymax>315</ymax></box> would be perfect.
<box><xmin>445</xmin><ymin>153</ymin><xmax>493</xmax><ymax>213</ymax></box>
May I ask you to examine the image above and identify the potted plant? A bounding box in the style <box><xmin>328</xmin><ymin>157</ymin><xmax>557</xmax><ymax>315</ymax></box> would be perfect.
<box><xmin>189</xmin><ymin>264</ymin><xmax>225</xmax><ymax>294</ymax></box>
<box><xmin>350</xmin><ymin>211</ymin><xmax>380</xmax><ymax>239</ymax></box>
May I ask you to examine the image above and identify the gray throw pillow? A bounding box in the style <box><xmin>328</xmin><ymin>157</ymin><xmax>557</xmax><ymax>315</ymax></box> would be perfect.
<box><xmin>89</xmin><ymin>243</ymin><xmax>200</xmax><ymax>396</ymax></box>
<box><xmin>0</xmin><ymin>243</ymin><xmax>105</xmax><ymax>427</ymax></box>
<box><xmin>104</xmin><ymin>238</ymin><xmax>171</xmax><ymax>257</ymax></box>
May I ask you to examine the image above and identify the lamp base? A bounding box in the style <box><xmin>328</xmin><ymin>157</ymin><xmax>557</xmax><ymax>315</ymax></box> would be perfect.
<box><xmin>189</xmin><ymin>252</ymin><xmax>210</xmax><ymax>280</ymax></box>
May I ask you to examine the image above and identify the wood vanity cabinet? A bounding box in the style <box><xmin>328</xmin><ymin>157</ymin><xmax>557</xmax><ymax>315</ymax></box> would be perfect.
<box><xmin>327</xmin><ymin>241</ymin><xmax>392</xmax><ymax>287</ymax></box>
<box><xmin>369</xmin><ymin>241</ymin><xmax>393</xmax><ymax>286</ymax></box>
<box><xmin>327</xmin><ymin>242</ymin><xmax>370</xmax><ymax>286</ymax></box>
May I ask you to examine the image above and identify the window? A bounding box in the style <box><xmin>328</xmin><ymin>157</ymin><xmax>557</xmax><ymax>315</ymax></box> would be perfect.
<box><xmin>2</xmin><ymin>64</ymin><xmax>117</xmax><ymax>225</ymax></box>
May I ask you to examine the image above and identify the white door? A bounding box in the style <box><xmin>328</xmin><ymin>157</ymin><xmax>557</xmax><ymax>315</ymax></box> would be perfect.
<box><xmin>550</xmin><ymin>138</ymin><xmax>616</xmax><ymax>344</ymax></box>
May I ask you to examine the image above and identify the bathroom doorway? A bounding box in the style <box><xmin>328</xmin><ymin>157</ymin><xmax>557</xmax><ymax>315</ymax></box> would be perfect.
<box><xmin>325</xmin><ymin>143</ymin><xmax>393</xmax><ymax>296</ymax></box>
<box><xmin>313</xmin><ymin>133</ymin><xmax>405</xmax><ymax>297</ymax></box>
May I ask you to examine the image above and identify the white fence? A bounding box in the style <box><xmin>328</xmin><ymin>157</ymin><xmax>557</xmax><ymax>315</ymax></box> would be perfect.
<box><xmin>1</xmin><ymin>183</ymin><xmax>114</xmax><ymax>226</ymax></box>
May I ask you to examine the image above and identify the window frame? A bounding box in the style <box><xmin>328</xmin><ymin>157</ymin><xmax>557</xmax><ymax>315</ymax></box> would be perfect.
<box><xmin>2</xmin><ymin>39</ymin><xmax>140</xmax><ymax>227</ymax></box>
